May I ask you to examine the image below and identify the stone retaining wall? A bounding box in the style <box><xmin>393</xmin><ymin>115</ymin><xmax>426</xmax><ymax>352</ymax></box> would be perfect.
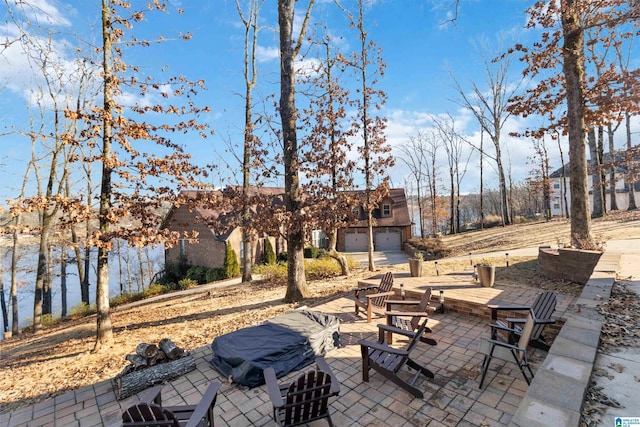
<box><xmin>538</xmin><ymin>247</ymin><xmax>603</xmax><ymax>285</ymax></box>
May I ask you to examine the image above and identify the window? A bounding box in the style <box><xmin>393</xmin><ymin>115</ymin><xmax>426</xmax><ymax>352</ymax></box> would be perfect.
<box><xmin>239</xmin><ymin>241</ymin><xmax>244</xmax><ymax>260</ymax></box>
<box><xmin>553</xmin><ymin>183</ymin><xmax>560</xmax><ymax>189</ymax></box>
<box><xmin>179</xmin><ymin>239</ymin><xmax>186</xmax><ymax>257</ymax></box>
<box><xmin>382</xmin><ymin>204</ymin><xmax>391</xmax><ymax>216</ymax></box>
<box><xmin>312</xmin><ymin>230</ymin><xmax>326</xmax><ymax>248</ymax></box>
<box><xmin>553</xmin><ymin>203</ymin><xmax>560</xmax><ymax>209</ymax></box>
<box><xmin>352</xmin><ymin>206</ymin><xmax>360</xmax><ymax>216</ymax></box>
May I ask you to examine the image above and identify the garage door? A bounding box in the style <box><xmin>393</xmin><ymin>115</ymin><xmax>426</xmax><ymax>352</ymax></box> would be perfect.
<box><xmin>344</xmin><ymin>232</ymin><xmax>368</xmax><ymax>252</ymax></box>
<box><xmin>375</xmin><ymin>231</ymin><xmax>401</xmax><ymax>251</ymax></box>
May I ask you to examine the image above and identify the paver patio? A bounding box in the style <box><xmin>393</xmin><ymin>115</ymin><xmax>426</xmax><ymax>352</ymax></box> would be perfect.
<box><xmin>3</xmin><ymin>288</ymin><xmax>554</xmax><ymax>427</ymax></box>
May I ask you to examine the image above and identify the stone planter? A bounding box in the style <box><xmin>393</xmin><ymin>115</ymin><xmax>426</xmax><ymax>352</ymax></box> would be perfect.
<box><xmin>477</xmin><ymin>265</ymin><xmax>495</xmax><ymax>287</ymax></box>
<box><xmin>409</xmin><ymin>258</ymin><xmax>423</xmax><ymax>277</ymax></box>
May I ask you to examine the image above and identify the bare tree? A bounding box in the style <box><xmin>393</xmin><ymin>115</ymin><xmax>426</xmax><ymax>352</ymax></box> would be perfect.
<box><xmin>432</xmin><ymin>113</ymin><xmax>472</xmax><ymax>234</ymax></box>
<box><xmin>277</xmin><ymin>0</ymin><xmax>315</xmax><ymax>301</ymax></box>
<box><xmin>450</xmin><ymin>38</ymin><xmax>524</xmax><ymax>227</ymax></box>
<box><xmin>236</xmin><ymin>0</ymin><xmax>265</xmax><ymax>283</ymax></box>
<box><xmin>398</xmin><ymin>131</ymin><xmax>430</xmax><ymax>238</ymax></box>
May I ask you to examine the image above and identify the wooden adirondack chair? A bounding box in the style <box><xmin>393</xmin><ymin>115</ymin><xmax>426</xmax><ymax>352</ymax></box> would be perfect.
<box><xmin>488</xmin><ymin>291</ymin><xmax>557</xmax><ymax>351</ymax></box>
<box><xmin>265</xmin><ymin>356</ymin><xmax>340</xmax><ymax>427</ymax></box>
<box><xmin>382</xmin><ymin>288</ymin><xmax>438</xmax><ymax>345</ymax></box>
<box><xmin>122</xmin><ymin>382</ymin><xmax>220</xmax><ymax>427</ymax></box>
<box><xmin>359</xmin><ymin>316</ymin><xmax>435</xmax><ymax>398</ymax></box>
<box><xmin>477</xmin><ymin>309</ymin><xmax>553</xmax><ymax>389</ymax></box>
<box><xmin>354</xmin><ymin>272</ymin><xmax>395</xmax><ymax>322</ymax></box>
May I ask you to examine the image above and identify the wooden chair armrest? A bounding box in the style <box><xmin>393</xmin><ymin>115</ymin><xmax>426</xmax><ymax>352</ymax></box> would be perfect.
<box><xmin>365</xmin><ymin>291</ymin><xmax>395</xmax><ymax>300</ymax></box>
<box><xmin>264</xmin><ymin>368</ymin><xmax>285</xmax><ymax>408</ymax></box>
<box><xmin>486</xmin><ymin>339</ymin><xmax>525</xmax><ymax>353</ymax></box>
<box><xmin>386</xmin><ymin>299</ymin><xmax>421</xmax><ymax>309</ymax></box>
<box><xmin>489</xmin><ymin>322</ymin><xmax>518</xmax><ymax>334</ymax></box>
<box><xmin>359</xmin><ymin>339</ymin><xmax>409</xmax><ymax>356</ymax></box>
<box><xmin>487</xmin><ymin>304</ymin><xmax>532</xmax><ymax>311</ymax></box>
<box><xmin>138</xmin><ymin>385</ymin><xmax>164</xmax><ymax>405</ymax></box>
<box><xmin>376</xmin><ymin>323</ymin><xmax>417</xmax><ymax>338</ymax></box>
<box><xmin>487</xmin><ymin>304</ymin><xmax>532</xmax><ymax>320</ymax></box>
<box><xmin>385</xmin><ymin>310</ymin><xmax>429</xmax><ymax>318</ymax></box>
<box><xmin>315</xmin><ymin>357</ymin><xmax>340</xmax><ymax>395</ymax></box>
<box><xmin>184</xmin><ymin>382</ymin><xmax>221</xmax><ymax>427</ymax></box>
<box><xmin>507</xmin><ymin>316</ymin><xmax>556</xmax><ymax>325</ymax></box>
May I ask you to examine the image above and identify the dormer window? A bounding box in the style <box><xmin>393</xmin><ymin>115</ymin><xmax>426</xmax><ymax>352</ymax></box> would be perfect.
<box><xmin>382</xmin><ymin>204</ymin><xmax>391</xmax><ymax>216</ymax></box>
<box><xmin>352</xmin><ymin>206</ymin><xmax>360</xmax><ymax>216</ymax></box>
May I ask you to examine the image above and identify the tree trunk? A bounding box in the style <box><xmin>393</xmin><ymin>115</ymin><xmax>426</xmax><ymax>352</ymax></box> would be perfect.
<box><xmin>626</xmin><ymin>112</ymin><xmax>637</xmax><ymax>210</ymax></box>
<box><xmin>11</xmin><ymin>220</ymin><xmax>20</xmax><ymax>335</ymax></box>
<box><xmin>32</xmin><ymin>217</ymin><xmax>50</xmax><ymax>332</ymax></box>
<box><xmin>278</xmin><ymin>0</ymin><xmax>310</xmax><ymax>302</ymax></box>
<box><xmin>367</xmin><ymin>207</ymin><xmax>375</xmax><ymax>271</ymax></box>
<box><xmin>95</xmin><ymin>0</ymin><xmax>115</xmax><ymax>350</ymax></box>
<box><xmin>562</xmin><ymin>0</ymin><xmax>593</xmax><ymax>248</ymax></box>
<box><xmin>588</xmin><ymin>127</ymin><xmax>603</xmax><ymax>218</ymax></box>
<box><xmin>0</xmin><ymin>266</ymin><xmax>7</xmax><ymax>334</ymax></box>
<box><xmin>608</xmin><ymin>125</ymin><xmax>618</xmax><ymax>211</ymax></box>
<box><xmin>61</xmin><ymin>246</ymin><xmax>67</xmax><ymax>318</ymax></box>
<box><xmin>494</xmin><ymin>138</ymin><xmax>510</xmax><ymax>226</ymax></box>
<box><xmin>43</xmin><ymin>243</ymin><xmax>52</xmax><ymax>316</ymax></box>
<box><xmin>114</xmin><ymin>356</ymin><xmax>195</xmax><ymax>400</ymax></box>
<box><xmin>480</xmin><ymin>130</ymin><xmax>484</xmax><ymax>228</ymax></box>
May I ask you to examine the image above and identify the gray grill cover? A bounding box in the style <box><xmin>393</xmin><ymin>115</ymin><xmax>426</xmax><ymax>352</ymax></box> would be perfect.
<box><xmin>210</xmin><ymin>310</ymin><xmax>339</xmax><ymax>387</ymax></box>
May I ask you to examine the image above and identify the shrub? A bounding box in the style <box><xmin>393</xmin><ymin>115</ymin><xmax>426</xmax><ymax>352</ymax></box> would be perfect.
<box><xmin>304</xmin><ymin>247</ymin><xmax>320</xmax><ymax>259</ymax></box>
<box><xmin>178</xmin><ymin>278</ymin><xmax>197</xmax><ymax>289</ymax></box>
<box><xmin>186</xmin><ymin>266</ymin><xmax>207</xmax><ymax>284</ymax></box>
<box><xmin>408</xmin><ymin>237</ymin><xmax>451</xmax><ymax>258</ymax></box>
<box><xmin>41</xmin><ymin>313</ymin><xmax>57</xmax><ymax>328</ymax></box>
<box><xmin>110</xmin><ymin>292</ymin><xmax>141</xmax><ymax>306</ymax></box>
<box><xmin>345</xmin><ymin>255</ymin><xmax>360</xmax><ymax>271</ymax></box>
<box><xmin>223</xmin><ymin>241</ymin><xmax>240</xmax><ymax>278</ymax></box>
<box><xmin>205</xmin><ymin>268</ymin><xmax>224</xmax><ymax>283</ymax></box>
<box><xmin>263</xmin><ymin>238</ymin><xmax>277</xmax><ymax>265</ymax></box>
<box><xmin>70</xmin><ymin>302</ymin><xmax>96</xmax><ymax>318</ymax></box>
<box><xmin>254</xmin><ymin>263</ymin><xmax>287</xmax><ymax>283</ymax></box>
<box><xmin>304</xmin><ymin>257</ymin><xmax>340</xmax><ymax>279</ymax></box>
<box><xmin>156</xmin><ymin>255</ymin><xmax>191</xmax><ymax>285</ymax></box>
<box><xmin>144</xmin><ymin>283</ymin><xmax>171</xmax><ymax>296</ymax></box>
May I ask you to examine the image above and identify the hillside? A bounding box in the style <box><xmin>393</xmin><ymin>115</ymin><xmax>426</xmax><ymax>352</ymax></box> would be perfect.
<box><xmin>439</xmin><ymin>210</ymin><xmax>640</xmax><ymax>255</ymax></box>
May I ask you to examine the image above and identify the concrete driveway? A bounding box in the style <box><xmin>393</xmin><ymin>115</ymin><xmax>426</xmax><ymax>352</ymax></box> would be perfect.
<box><xmin>346</xmin><ymin>250</ymin><xmax>409</xmax><ymax>266</ymax></box>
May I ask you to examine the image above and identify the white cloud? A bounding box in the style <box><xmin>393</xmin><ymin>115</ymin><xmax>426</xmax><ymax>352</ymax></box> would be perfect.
<box><xmin>10</xmin><ymin>0</ymin><xmax>73</xmax><ymax>28</ymax></box>
<box><xmin>256</xmin><ymin>45</ymin><xmax>279</xmax><ymax>63</ymax></box>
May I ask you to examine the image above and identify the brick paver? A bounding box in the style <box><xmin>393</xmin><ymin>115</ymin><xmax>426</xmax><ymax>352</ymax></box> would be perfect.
<box><xmin>2</xmin><ymin>290</ymin><xmax>552</xmax><ymax>427</ymax></box>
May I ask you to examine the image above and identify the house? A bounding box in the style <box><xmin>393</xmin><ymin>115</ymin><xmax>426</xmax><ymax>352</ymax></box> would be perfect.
<box><xmin>162</xmin><ymin>188</ymin><xmax>286</xmax><ymax>270</ymax></box>
<box><xmin>336</xmin><ymin>188</ymin><xmax>412</xmax><ymax>252</ymax></box>
<box><xmin>549</xmin><ymin>151</ymin><xmax>640</xmax><ymax>216</ymax></box>
<box><xmin>162</xmin><ymin>187</ymin><xmax>413</xmax><ymax>270</ymax></box>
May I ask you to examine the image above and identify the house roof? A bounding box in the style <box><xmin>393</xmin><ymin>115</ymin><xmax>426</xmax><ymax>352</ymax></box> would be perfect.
<box><xmin>162</xmin><ymin>187</ymin><xmax>286</xmax><ymax>240</ymax></box>
<box><xmin>163</xmin><ymin>187</ymin><xmax>412</xmax><ymax>237</ymax></box>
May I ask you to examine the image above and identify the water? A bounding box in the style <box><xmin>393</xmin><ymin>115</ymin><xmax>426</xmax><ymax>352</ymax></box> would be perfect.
<box><xmin>1</xmin><ymin>240</ymin><xmax>164</xmax><ymax>339</ymax></box>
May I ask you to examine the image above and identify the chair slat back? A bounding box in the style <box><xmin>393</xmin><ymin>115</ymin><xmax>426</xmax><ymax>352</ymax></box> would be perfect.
<box><xmin>410</xmin><ymin>288</ymin><xmax>432</xmax><ymax>330</ymax></box>
<box><xmin>406</xmin><ymin>316</ymin><xmax>429</xmax><ymax>354</ymax></box>
<box><xmin>516</xmin><ymin>310</ymin><xmax>536</xmax><ymax>359</ymax></box>
<box><xmin>370</xmin><ymin>272</ymin><xmax>394</xmax><ymax>307</ymax></box>
<box><xmin>282</xmin><ymin>370</ymin><xmax>333</xmax><ymax>426</ymax></box>
<box><xmin>122</xmin><ymin>403</ymin><xmax>178</xmax><ymax>427</ymax></box>
<box><xmin>531</xmin><ymin>292</ymin><xmax>557</xmax><ymax>339</ymax></box>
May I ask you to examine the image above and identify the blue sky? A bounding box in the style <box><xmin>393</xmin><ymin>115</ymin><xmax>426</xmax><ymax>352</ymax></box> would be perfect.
<box><xmin>1</xmin><ymin>0</ymin><xmax>637</xmax><ymax>205</ymax></box>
